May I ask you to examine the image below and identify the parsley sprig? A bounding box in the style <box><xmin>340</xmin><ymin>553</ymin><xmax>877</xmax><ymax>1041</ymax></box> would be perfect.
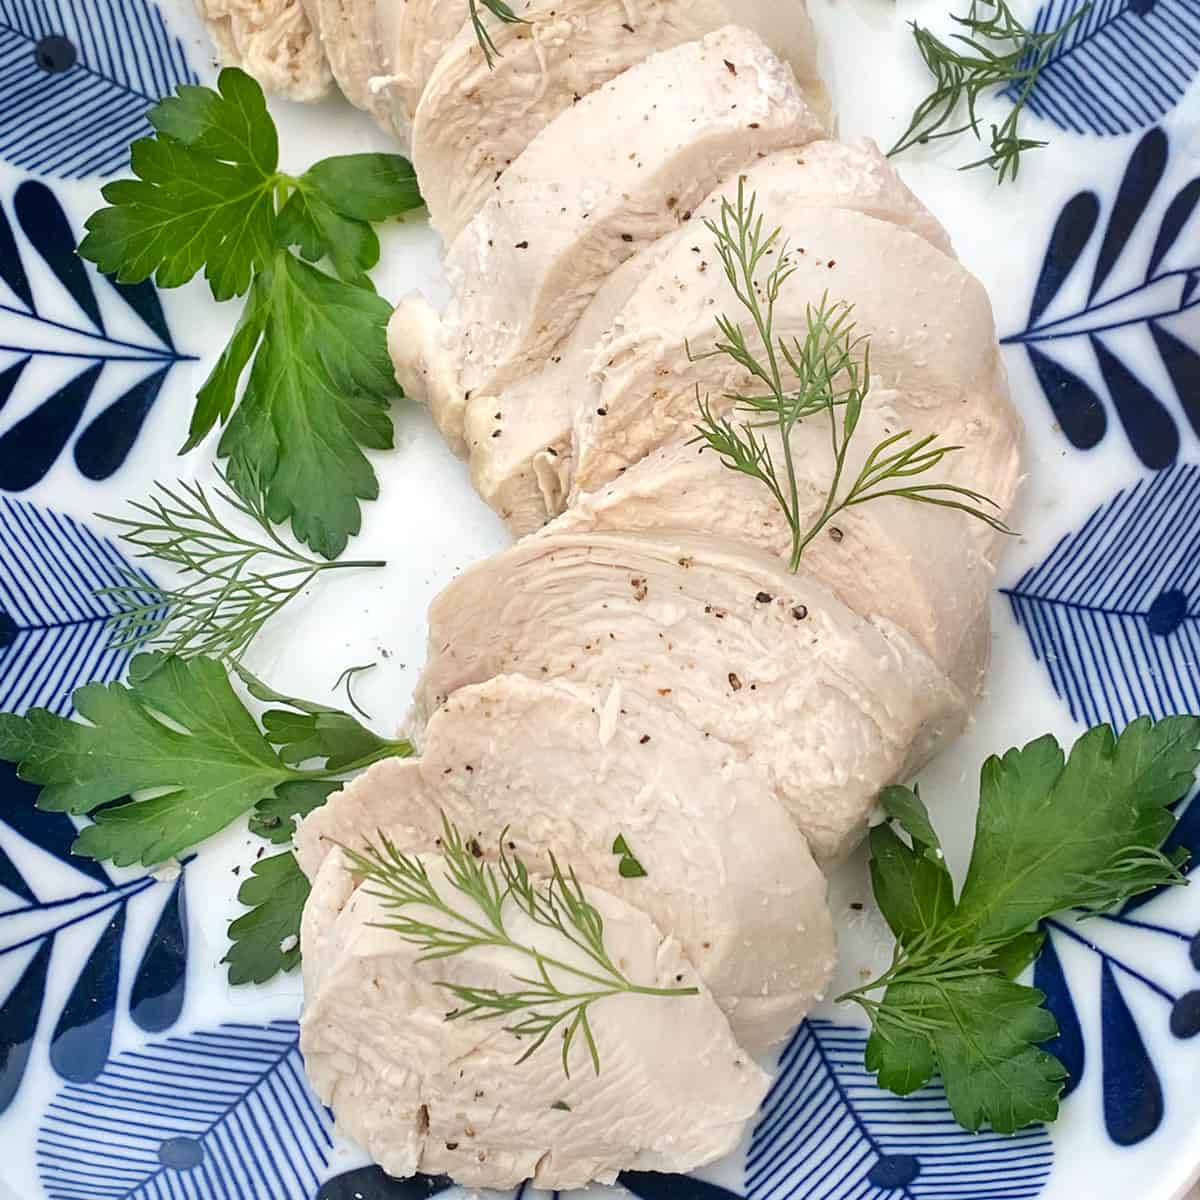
<box><xmin>693</xmin><ymin>183</ymin><xmax>1009</xmax><ymax>570</ymax></box>
<box><xmin>79</xmin><ymin>68</ymin><xmax>424</xmax><ymax>560</ymax></box>
<box><xmin>0</xmin><ymin>651</ymin><xmax>415</xmax><ymax>984</ymax></box>
<box><xmin>0</xmin><ymin>651</ymin><xmax>411</xmax><ymax>868</ymax></box>
<box><xmin>100</xmin><ymin>474</ymin><xmax>384</xmax><ymax>661</ymax></box>
<box><xmin>891</xmin><ymin>0</ymin><xmax>1089</xmax><ymax>182</ymax></box>
<box><xmin>843</xmin><ymin>717</ymin><xmax>1198</xmax><ymax>1132</ymax></box>
<box><xmin>345</xmin><ymin>819</ymin><xmax>698</xmax><ymax>1076</ymax></box>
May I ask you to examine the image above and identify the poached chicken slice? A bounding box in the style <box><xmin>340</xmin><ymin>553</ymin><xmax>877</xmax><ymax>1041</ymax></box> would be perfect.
<box><xmin>570</xmin><ymin>205</ymin><xmax>1020</xmax><ymax>548</ymax></box>
<box><xmin>195</xmin><ymin>0</ymin><xmax>332</xmax><ymax>100</ymax></box>
<box><xmin>296</xmin><ymin>673</ymin><xmax>836</xmax><ymax>1051</ymax></box>
<box><xmin>301</xmin><ymin>851</ymin><xmax>767</xmax><ymax>1189</ymax></box>
<box><xmin>438</xmin><ymin>27</ymin><xmax>824</xmax><ymax>408</ymax></box>
<box><xmin>412</xmin><ymin>531</ymin><xmax>965</xmax><ymax>863</ymax></box>
<box><xmin>553</xmin><ymin>398</ymin><xmax>1000</xmax><ymax>698</ymax></box>
<box><xmin>441</xmin><ymin>139</ymin><xmax>962</xmax><ymax>532</ymax></box>
<box><xmin>414</xmin><ymin>0</ymin><xmax>829</xmax><ymax>242</ymax></box>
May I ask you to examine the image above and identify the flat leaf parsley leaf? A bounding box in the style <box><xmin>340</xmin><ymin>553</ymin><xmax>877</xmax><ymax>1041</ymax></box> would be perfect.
<box><xmin>225</xmin><ymin>851</ymin><xmax>311</xmax><ymax>985</ymax></box>
<box><xmin>0</xmin><ymin>652</ymin><xmax>413</xmax><ymax>869</ymax></box>
<box><xmin>78</xmin><ymin>67</ymin><xmax>425</xmax><ymax>560</ymax></box>
<box><xmin>844</xmin><ymin>716</ymin><xmax>1199</xmax><ymax>1133</ymax></box>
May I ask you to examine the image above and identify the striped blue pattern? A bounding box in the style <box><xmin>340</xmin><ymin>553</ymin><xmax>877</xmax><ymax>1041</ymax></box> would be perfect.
<box><xmin>37</xmin><ymin>1022</ymin><xmax>334</xmax><ymax>1200</ymax></box>
<box><xmin>0</xmin><ymin>0</ymin><xmax>197</xmax><ymax>177</ymax></box>
<box><xmin>0</xmin><ymin>497</ymin><xmax>160</xmax><ymax>716</ymax></box>
<box><xmin>1004</xmin><ymin>464</ymin><xmax>1200</xmax><ymax>729</ymax></box>
<box><xmin>1009</xmin><ymin>0</ymin><xmax>1200</xmax><ymax>136</ymax></box>
<box><xmin>746</xmin><ymin>1021</ymin><xmax>1054</xmax><ymax>1200</ymax></box>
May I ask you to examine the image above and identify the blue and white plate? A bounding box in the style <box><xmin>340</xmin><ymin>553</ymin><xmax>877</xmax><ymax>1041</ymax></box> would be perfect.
<box><xmin>1</xmin><ymin>1</ymin><xmax>1198</xmax><ymax>1198</ymax></box>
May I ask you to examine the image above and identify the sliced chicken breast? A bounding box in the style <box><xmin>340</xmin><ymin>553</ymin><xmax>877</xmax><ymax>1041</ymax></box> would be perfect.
<box><xmin>554</xmin><ymin>398</ymin><xmax>999</xmax><ymax>698</ymax></box>
<box><xmin>450</xmin><ymin>139</ymin><xmax>961</xmax><ymax>532</ymax></box>
<box><xmin>440</xmin><ymin>27</ymin><xmax>825</xmax><ymax>407</ymax></box>
<box><xmin>414</xmin><ymin>0</ymin><xmax>829</xmax><ymax>242</ymax></box>
<box><xmin>196</xmin><ymin>0</ymin><xmax>332</xmax><ymax>100</ymax></box>
<box><xmin>300</xmin><ymin>852</ymin><xmax>769</xmax><ymax>1189</ymax></box>
<box><xmin>299</xmin><ymin>0</ymin><xmax>394</xmax><ymax>130</ymax></box>
<box><xmin>461</xmin><ymin>249</ymin><xmax>660</xmax><ymax>517</ymax></box>
<box><xmin>570</xmin><ymin>205</ymin><xmax>1020</xmax><ymax>555</ymax></box>
<box><xmin>413</xmin><ymin>532</ymin><xmax>965</xmax><ymax>863</ymax></box>
<box><xmin>297</xmin><ymin>673</ymin><xmax>835</xmax><ymax>1050</ymax></box>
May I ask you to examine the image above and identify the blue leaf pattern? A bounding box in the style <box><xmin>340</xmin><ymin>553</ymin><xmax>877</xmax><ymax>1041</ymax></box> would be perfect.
<box><xmin>49</xmin><ymin>905</ymin><xmax>125</xmax><ymax>1082</ymax></box>
<box><xmin>0</xmin><ymin>497</ymin><xmax>163</xmax><ymax>716</ymax></box>
<box><xmin>745</xmin><ymin>1020</ymin><xmax>1054</xmax><ymax>1200</ymax></box>
<box><xmin>1005</xmin><ymin>128</ymin><xmax>1200</xmax><ymax>469</ymax></box>
<box><xmin>0</xmin><ymin>181</ymin><xmax>195</xmax><ymax>488</ymax></box>
<box><xmin>128</xmin><ymin>875</ymin><xmax>188</xmax><ymax>1034</ymax></box>
<box><xmin>0</xmin><ymin>0</ymin><xmax>197</xmax><ymax>177</ymax></box>
<box><xmin>1034</xmin><ymin>932</ymin><xmax>1086</xmax><ymax>1098</ymax></box>
<box><xmin>0</xmin><ymin>491</ymin><xmax>183</xmax><ymax>1117</ymax></box>
<box><xmin>36</xmin><ymin>1022</ymin><xmax>335</xmax><ymax>1199</ymax></box>
<box><xmin>1007</xmin><ymin>0</ymin><xmax>1200</xmax><ymax>135</ymax></box>
<box><xmin>1100</xmin><ymin>961</ymin><xmax>1163</xmax><ymax>1145</ymax></box>
<box><xmin>1003</xmin><ymin>463</ymin><xmax>1200</xmax><ymax>729</ymax></box>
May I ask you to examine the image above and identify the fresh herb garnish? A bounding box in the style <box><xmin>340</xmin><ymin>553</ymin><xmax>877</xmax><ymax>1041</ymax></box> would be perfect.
<box><xmin>99</xmin><ymin>475</ymin><xmax>385</xmax><ymax>661</ymax></box>
<box><xmin>333</xmin><ymin>662</ymin><xmax>377</xmax><ymax>719</ymax></box>
<box><xmin>612</xmin><ymin>834</ymin><xmax>648</xmax><ymax>878</ymax></box>
<box><xmin>841</xmin><ymin>717</ymin><xmax>1198</xmax><ymax>1132</ymax></box>
<box><xmin>78</xmin><ymin>68</ymin><xmax>424</xmax><ymax>559</ymax></box>
<box><xmin>890</xmin><ymin>0</ymin><xmax>1088</xmax><ymax>182</ymax></box>
<box><xmin>0</xmin><ymin>652</ymin><xmax>412</xmax><ymax>869</ymax></box>
<box><xmin>225</xmin><ymin>851</ymin><xmax>311</xmax><ymax>985</ymax></box>
<box><xmin>693</xmin><ymin>183</ymin><xmax>1009</xmax><ymax>570</ymax></box>
<box><xmin>344</xmin><ymin>818</ymin><xmax>698</xmax><ymax>1076</ymax></box>
<box><xmin>469</xmin><ymin>0</ymin><xmax>527</xmax><ymax>68</ymax></box>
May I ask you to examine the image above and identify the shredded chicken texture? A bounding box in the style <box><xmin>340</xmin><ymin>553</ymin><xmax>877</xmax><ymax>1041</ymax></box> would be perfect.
<box><xmin>194</xmin><ymin>0</ymin><xmax>332</xmax><ymax>100</ymax></box>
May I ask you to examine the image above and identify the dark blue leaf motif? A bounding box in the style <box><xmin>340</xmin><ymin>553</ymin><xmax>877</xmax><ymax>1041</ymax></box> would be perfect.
<box><xmin>1034</xmin><ymin>929</ymin><xmax>1086</xmax><ymax>1098</ymax></box>
<box><xmin>1150</xmin><ymin>322</ymin><xmax>1200</xmax><ymax>437</ymax></box>
<box><xmin>1005</xmin><ymin>128</ymin><xmax>1200</xmax><ymax>470</ymax></box>
<box><xmin>1147</xmin><ymin>177</ymin><xmax>1200</xmax><ymax>281</ymax></box>
<box><xmin>744</xmin><ymin>1020</ymin><xmax>1054</xmax><ymax>1200</ymax></box>
<box><xmin>1007</xmin><ymin>0</ymin><xmax>1200</xmax><ymax>135</ymax></box>
<box><xmin>1100</xmin><ymin>961</ymin><xmax>1164</xmax><ymax>1145</ymax></box>
<box><xmin>1089</xmin><ymin>129</ymin><xmax>1167</xmax><ymax>301</ymax></box>
<box><xmin>0</xmin><ymin>936</ymin><xmax>53</xmax><ymax>1112</ymax></box>
<box><xmin>37</xmin><ymin>1021</ymin><xmax>335</xmax><ymax>1199</ymax></box>
<box><xmin>73</xmin><ymin>364</ymin><xmax>172</xmax><ymax>480</ymax></box>
<box><xmin>317</xmin><ymin>1170</ymin><xmax>454</xmax><ymax>1200</ymax></box>
<box><xmin>129</xmin><ymin>873</ymin><xmax>188</xmax><ymax>1033</ymax></box>
<box><xmin>1026</xmin><ymin>343</ymin><xmax>1108</xmax><ymax>448</ymax></box>
<box><xmin>15</xmin><ymin>181</ymin><xmax>103</xmax><ymax>330</ymax></box>
<box><xmin>49</xmin><ymin>904</ymin><xmax>125</xmax><ymax>1082</ymax></box>
<box><xmin>1039</xmin><ymin>908</ymin><xmax>1200</xmax><ymax>1147</ymax></box>
<box><xmin>0</xmin><ymin>838</ymin><xmax>34</xmax><ymax>904</ymax></box>
<box><xmin>0</xmin><ymin>0</ymin><xmax>198</xmax><ymax>177</ymax></box>
<box><xmin>0</xmin><ymin>181</ymin><xmax>194</xmax><ymax>486</ymax></box>
<box><xmin>1029</xmin><ymin>191</ymin><xmax>1100</xmax><ymax>326</ymax></box>
<box><xmin>0</xmin><ymin>496</ymin><xmax>164</xmax><ymax>716</ymax></box>
<box><xmin>0</xmin><ymin>762</ymin><xmax>110</xmax><ymax>887</ymax></box>
<box><xmin>1003</xmin><ymin>463</ymin><xmax>1200</xmax><ymax>729</ymax></box>
<box><xmin>1089</xmin><ymin>335</ymin><xmax>1178</xmax><ymax>469</ymax></box>
<box><xmin>0</xmin><ymin>360</ymin><xmax>103</xmax><ymax>489</ymax></box>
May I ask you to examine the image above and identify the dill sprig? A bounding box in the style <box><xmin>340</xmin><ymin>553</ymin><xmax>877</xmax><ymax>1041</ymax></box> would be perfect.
<box><xmin>469</xmin><ymin>0</ymin><xmax>527</xmax><ymax>68</ymax></box>
<box><xmin>692</xmin><ymin>182</ymin><xmax>1010</xmax><ymax>571</ymax></box>
<box><xmin>891</xmin><ymin>0</ymin><xmax>1089</xmax><ymax>182</ymax></box>
<box><xmin>343</xmin><ymin>818</ymin><xmax>698</xmax><ymax>1076</ymax></box>
<box><xmin>98</xmin><ymin>475</ymin><xmax>385</xmax><ymax>662</ymax></box>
